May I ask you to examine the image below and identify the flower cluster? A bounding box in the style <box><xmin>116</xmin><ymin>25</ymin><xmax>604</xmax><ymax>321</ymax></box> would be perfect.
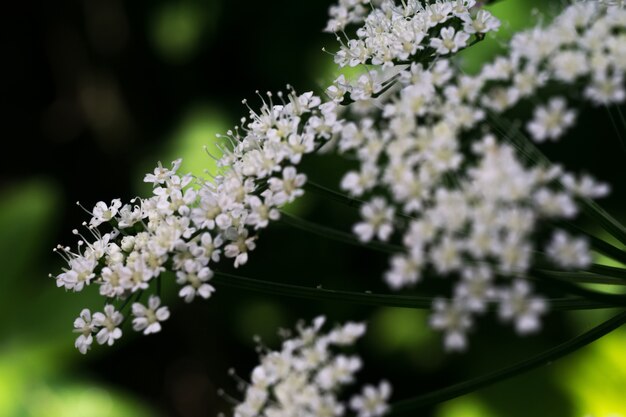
<box><xmin>72</xmin><ymin>295</ymin><xmax>169</xmax><ymax>354</ymax></box>
<box><xmin>54</xmin><ymin>89</ymin><xmax>341</xmax><ymax>353</ymax></box>
<box><xmin>327</xmin><ymin>0</ymin><xmax>500</xmax><ymax>68</ymax></box>
<box><xmin>55</xmin><ymin>0</ymin><xmax>626</xmax><ymax>357</ymax></box>
<box><xmin>327</xmin><ymin>2</ymin><xmax>623</xmax><ymax>349</ymax></box>
<box><xmin>231</xmin><ymin>317</ymin><xmax>391</xmax><ymax>417</ymax></box>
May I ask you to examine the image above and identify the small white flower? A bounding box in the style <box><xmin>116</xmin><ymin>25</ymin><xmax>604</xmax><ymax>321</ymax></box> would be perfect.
<box><xmin>498</xmin><ymin>280</ymin><xmax>547</xmax><ymax>335</ymax></box>
<box><xmin>349</xmin><ymin>380</ymin><xmax>392</xmax><ymax>417</ymax></box>
<box><xmin>144</xmin><ymin>159</ymin><xmax>182</xmax><ymax>184</ymax></box>
<box><xmin>132</xmin><ymin>295</ymin><xmax>170</xmax><ymax>335</ymax></box>
<box><xmin>224</xmin><ymin>229</ymin><xmax>257</xmax><ymax>268</ymax></box>
<box><xmin>353</xmin><ymin>197</ymin><xmax>395</xmax><ymax>242</ymax></box>
<box><xmin>89</xmin><ymin>199</ymin><xmax>122</xmax><ymax>227</ymax></box>
<box><xmin>384</xmin><ymin>251</ymin><xmax>423</xmax><ymax>289</ymax></box>
<box><xmin>462</xmin><ymin>10</ymin><xmax>501</xmax><ymax>34</ymax></box>
<box><xmin>93</xmin><ymin>304</ymin><xmax>123</xmax><ymax>346</ymax></box>
<box><xmin>73</xmin><ymin>308</ymin><xmax>96</xmax><ymax>354</ymax></box>
<box><xmin>546</xmin><ymin>230</ymin><xmax>592</xmax><ymax>269</ymax></box>
<box><xmin>176</xmin><ymin>266</ymin><xmax>215</xmax><ymax>302</ymax></box>
<box><xmin>430</xmin><ymin>27</ymin><xmax>470</xmax><ymax>55</ymax></box>
<box><xmin>430</xmin><ymin>298</ymin><xmax>472</xmax><ymax>352</ymax></box>
<box><xmin>584</xmin><ymin>72</ymin><xmax>626</xmax><ymax>105</ymax></box>
<box><xmin>561</xmin><ymin>173</ymin><xmax>610</xmax><ymax>199</ymax></box>
<box><xmin>268</xmin><ymin>166</ymin><xmax>307</xmax><ymax>205</ymax></box>
<box><xmin>526</xmin><ymin>97</ymin><xmax>576</xmax><ymax>142</ymax></box>
<box><xmin>550</xmin><ymin>50</ymin><xmax>589</xmax><ymax>82</ymax></box>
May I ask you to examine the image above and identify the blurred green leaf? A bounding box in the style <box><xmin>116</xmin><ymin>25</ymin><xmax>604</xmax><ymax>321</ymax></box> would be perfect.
<box><xmin>437</xmin><ymin>397</ymin><xmax>495</xmax><ymax>417</ymax></box>
<box><xmin>0</xmin><ymin>180</ymin><xmax>59</xmax><ymax>297</ymax></box>
<box><xmin>235</xmin><ymin>300</ymin><xmax>288</xmax><ymax>347</ymax></box>
<box><xmin>149</xmin><ymin>1</ymin><xmax>219</xmax><ymax>63</ymax></box>
<box><xmin>561</xmin><ymin>327</ymin><xmax>626</xmax><ymax>416</ymax></box>
<box><xmin>369</xmin><ymin>308</ymin><xmax>443</xmax><ymax>370</ymax></box>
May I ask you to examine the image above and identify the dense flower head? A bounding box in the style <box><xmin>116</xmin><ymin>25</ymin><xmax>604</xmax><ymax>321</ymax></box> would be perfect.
<box><xmin>231</xmin><ymin>317</ymin><xmax>391</xmax><ymax>417</ymax></box>
<box><xmin>326</xmin><ymin>0</ymin><xmax>499</xmax><ymax>68</ymax></box>
<box><xmin>53</xmin><ymin>88</ymin><xmax>341</xmax><ymax>353</ymax></box>
<box><xmin>326</xmin><ymin>1</ymin><xmax>622</xmax><ymax>349</ymax></box>
<box><xmin>54</xmin><ymin>0</ymin><xmax>626</xmax><ymax>355</ymax></box>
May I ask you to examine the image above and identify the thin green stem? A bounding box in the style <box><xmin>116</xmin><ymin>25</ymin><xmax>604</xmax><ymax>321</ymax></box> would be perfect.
<box><xmin>604</xmin><ymin>105</ymin><xmax>626</xmax><ymax>156</ymax></box>
<box><xmin>536</xmin><ymin>269</ymin><xmax>626</xmax><ymax>286</ymax></box>
<box><xmin>537</xmin><ymin>272</ymin><xmax>626</xmax><ymax>307</ymax></box>
<box><xmin>305</xmin><ymin>181</ymin><xmax>415</xmax><ymax>220</ymax></box>
<box><xmin>306</xmin><ymin>181</ymin><xmax>365</xmax><ymax>209</ymax></box>
<box><xmin>588</xmin><ymin>263</ymin><xmax>626</xmax><ymax>281</ymax></box>
<box><xmin>279</xmin><ymin>211</ymin><xmax>402</xmax><ymax>254</ymax></box>
<box><xmin>212</xmin><ymin>271</ymin><xmax>611</xmax><ymax>311</ymax></box>
<box><xmin>388</xmin><ymin>310</ymin><xmax>626</xmax><ymax>415</ymax></box>
<box><xmin>561</xmin><ymin>222</ymin><xmax>626</xmax><ymax>265</ymax></box>
<box><xmin>580</xmin><ymin>199</ymin><xmax>626</xmax><ymax>248</ymax></box>
<box><xmin>487</xmin><ymin>111</ymin><xmax>626</xmax><ymax>246</ymax></box>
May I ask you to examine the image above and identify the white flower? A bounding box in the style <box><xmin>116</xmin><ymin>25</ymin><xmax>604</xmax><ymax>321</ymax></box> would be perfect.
<box><xmin>430</xmin><ymin>299</ymin><xmax>472</xmax><ymax>352</ymax></box>
<box><xmin>176</xmin><ymin>266</ymin><xmax>215</xmax><ymax>302</ymax></box>
<box><xmin>73</xmin><ymin>308</ymin><xmax>95</xmax><ymax>354</ymax></box>
<box><xmin>498</xmin><ymin>280</ymin><xmax>547</xmax><ymax>335</ymax></box>
<box><xmin>526</xmin><ymin>97</ymin><xmax>576</xmax><ymax>142</ymax></box>
<box><xmin>144</xmin><ymin>159</ymin><xmax>182</xmax><ymax>184</ymax></box>
<box><xmin>546</xmin><ymin>230</ymin><xmax>592</xmax><ymax>269</ymax></box>
<box><xmin>89</xmin><ymin>199</ymin><xmax>122</xmax><ymax>227</ymax></box>
<box><xmin>462</xmin><ymin>9</ymin><xmax>500</xmax><ymax>34</ymax></box>
<box><xmin>384</xmin><ymin>251</ymin><xmax>423</xmax><ymax>289</ymax></box>
<box><xmin>93</xmin><ymin>304</ymin><xmax>123</xmax><ymax>346</ymax></box>
<box><xmin>268</xmin><ymin>166</ymin><xmax>307</xmax><ymax>205</ymax></box>
<box><xmin>561</xmin><ymin>173</ymin><xmax>610</xmax><ymax>199</ymax></box>
<box><xmin>353</xmin><ymin>197</ymin><xmax>395</xmax><ymax>242</ymax></box>
<box><xmin>57</xmin><ymin>256</ymin><xmax>97</xmax><ymax>291</ymax></box>
<box><xmin>430</xmin><ymin>27</ymin><xmax>470</xmax><ymax>55</ymax></box>
<box><xmin>349</xmin><ymin>380</ymin><xmax>392</xmax><ymax>417</ymax></box>
<box><xmin>232</xmin><ymin>317</ymin><xmax>388</xmax><ymax>417</ymax></box>
<box><xmin>132</xmin><ymin>295</ymin><xmax>170</xmax><ymax>335</ymax></box>
<box><xmin>550</xmin><ymin>50</ymin><xmax>589</xmax><ymax>82</ymax></box>
<box><xmin>584</xmin><ymin>72</ymin><xmax>626</xmax><ymax>105</ymax></box>
<box><xmin>224</xmin><ymin>228</ymin><xmax>257</xmax><ymax>268</ymax></box>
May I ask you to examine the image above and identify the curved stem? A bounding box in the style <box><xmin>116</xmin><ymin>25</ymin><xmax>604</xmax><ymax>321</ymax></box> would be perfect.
<box><xmin>306</xmin><ymin>181</ymin><xmax>415</xmax><ymax>220</ymax></box>
<box><xmin>537</xmin><ymin>272</ymin><xmax>626</xmax><ymax>307</ymax></box>
<box><xmin>588</xmin><ymin>263</ymin><xmax>626</xmax><ymax>281</ymax></box>
<box><xmin>536</xmin><ymin>269</ymin><xmax>626</xmax><ymax>286</ymax></box>
<box><xmin>487</xmin><ymin>110</ymin><xmax>626</xmax><ymax>246</ymax></box>
<box><xmin>279</xmin><ymin>211</ymin><xmax>402</xmax><ymax>254</ymax></box>
<box><xmin>388</xmin><ymin>310</ymin><xmax>626</xmax><ymax>415</ymax></box>
<box><xmin>212</xmin><ymin>271</ymin><xmax>611</xmax><ymax>311</ymax></box>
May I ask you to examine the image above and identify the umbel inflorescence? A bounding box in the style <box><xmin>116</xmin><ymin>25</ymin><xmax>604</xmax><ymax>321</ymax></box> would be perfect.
<box><xmin>228</xmin><ymin>317</ymin><xmax>390</xmax><ymax>417</ymax></box>
<box><xmin>53</xmin><ymin>2</ymin><xmax>626</xmax><ymax>412</ymax></box>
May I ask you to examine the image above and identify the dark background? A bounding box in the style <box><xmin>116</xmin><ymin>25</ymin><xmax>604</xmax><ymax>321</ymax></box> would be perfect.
<box><xmin>1</xmin><ymin>1</ymin><xmax>626</xmax><ymax>416</ymax></box>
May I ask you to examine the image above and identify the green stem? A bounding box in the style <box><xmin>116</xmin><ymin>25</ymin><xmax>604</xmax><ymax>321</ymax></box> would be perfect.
<box><xmin>305</xmin><ymin>181</ymin><xmax>365</xmax><ymax>209</ymax></box>
<box><xmin>212</xmin><ymin>271</ymin><xmax>611</xmax><ymax>311</ymax></box>
<box><xmin>487</xmin><ymin>111</ymin><xmax>626</xmax><ymax>246</ymax></box>
<box><xmin>388</xmin><ymin>310</ymin><xmax>626</xmax><ymax>415</ymax></box>
<box><xmin>580</xmin><ymin>199</ymin><xmax>626</xmax><ymax>248</ymax></box>
<box><xmin>536</xmin><ymin>269</ymin><xmax>626</xmax><ymax>286</ymax></box>
<box><xmin>305</xmin><ymin>181</ymin><xmax>415</xmax><ymax>220</ymax></box>
<box><xmin>537</xmin><ymin>272</ymin><xmax>626</xmax><ymax>307</ymax></box>
<box><xmin>279</xmin><ymin>211</ymin><xmax>402</xmax><ymax>254</ymax></box>
<box><xmin>562</xmin><ymin>222</ymin><xmax>626</xmax><ymax>265</ymax></box>
<box><xmin>588</xmin><ymin>264</ymin><xmax>626</xmax><ymax>281</ymax></box>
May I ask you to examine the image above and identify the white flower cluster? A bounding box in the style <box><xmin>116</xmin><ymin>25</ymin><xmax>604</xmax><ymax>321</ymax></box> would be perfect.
<box><xmin>328</xmin><ymin>2</ymin><xmax>623</xmax><ymax>350</ymax></box>
<box><xmin>55</xmin><ymin>0</ymin><xmax>624</xmax><ymax>358</ymax></box>
<box><xmin>54</xmin><ymin>89</ymin><xmax>341</xmax><ymax>353</ymax></box>
<box><xmin>232</xmin><ymin>317</ymin><xmax>391</xmax><ymax>417</ymax></box>
<box><xmin>72</xmin><ymin>295</ymin><xmax>169</xmax><ymax>354</ymax></box>
<box><xmin>327</xmin><ymin>0</ymin><xmax>500</xmax><ymax>68</ymax></box>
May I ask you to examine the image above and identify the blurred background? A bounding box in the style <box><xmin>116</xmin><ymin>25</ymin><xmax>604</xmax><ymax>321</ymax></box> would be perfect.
<box><xmin>2</xmin><ymin>0</ymin><xmax>626</xmax><ymax>416</ymax></box>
